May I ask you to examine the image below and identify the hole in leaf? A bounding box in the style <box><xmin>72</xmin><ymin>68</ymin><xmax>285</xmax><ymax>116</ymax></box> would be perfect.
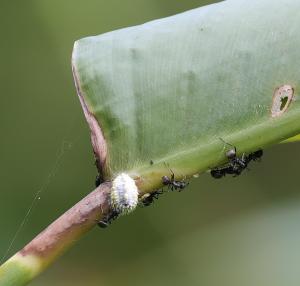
<box><xmin>280</xmin><ymin>96</ymin><xmax>289</xmax><ymax>111</ymax></box>
<box><xmin>271</xmin><ymin>85</ymin><xmax>294</xmax><ymax>118</ymax></box>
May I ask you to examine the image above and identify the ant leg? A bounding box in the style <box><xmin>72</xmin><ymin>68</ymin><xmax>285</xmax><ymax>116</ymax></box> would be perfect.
<box><xmin>164</xmin><ymin>162</ymin><xmax>176</xmax><ymax>178</ymax></box>
<box><xmin>170</xmin><ymin>169</ymin><xmax>175</xmax><ymax>181</ymax></box>
<box><xmin>164</xmin><ymin>162</ymin><xmax>175</xmax><ymax>180</ymax></box>
<box><xmin>241</xmin><ymin>153</ymin><xmax>246</xmax><ymax>161</ymax></box>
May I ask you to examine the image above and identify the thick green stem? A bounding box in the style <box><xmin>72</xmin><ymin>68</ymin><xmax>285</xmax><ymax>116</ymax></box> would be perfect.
<box><xmin>131</xmin><ymin>107</ymin><xmax>300</xmax><ymax>193</ymax></box>
<box><xmin>0</xmin><ymin>182</ymin><xmax>111</xmax><ymax>286</ymax></box>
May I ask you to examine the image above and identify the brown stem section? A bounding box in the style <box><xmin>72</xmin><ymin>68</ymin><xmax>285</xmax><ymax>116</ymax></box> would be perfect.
<box><xmin>19</xmin><ymin>182</ymin><xmax>111</xmax><ymax>268</ymax></box>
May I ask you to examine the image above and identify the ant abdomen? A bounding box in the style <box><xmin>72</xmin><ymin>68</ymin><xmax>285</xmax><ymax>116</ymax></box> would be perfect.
<box><xmin>210</xmin><ymin>169</ymin><xmax>226</xmax><ymax>179</ymax></box>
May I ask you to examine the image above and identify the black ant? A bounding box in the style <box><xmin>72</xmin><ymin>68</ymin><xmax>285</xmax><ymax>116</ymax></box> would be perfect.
<box><xmin>140</xmin><ymin>167</ymin><xmax>188</xmax><ymax>208</ymax></box>
<box><xmin>140</xmin><ymin>189</ymin><xmax>164</xmax><ymax>207</ymax></box>
<box><xmin>162</xmin><ymin>168</ymin><xmax>189</xmax><ymax>191</ymax></box>
<box><xmin>95</xmin><ymin>174</ymin><xmax>103</xmax><ymax>187</ymax></box>
<box><xmin>210</xmin><ymin>139</ymin><xmax>263</xmax><ymax>179</ymax></box>
<box><xmin>97</xmin><ymin>210</ymin><xmax>120</xmax><ymax>228</ymax></box>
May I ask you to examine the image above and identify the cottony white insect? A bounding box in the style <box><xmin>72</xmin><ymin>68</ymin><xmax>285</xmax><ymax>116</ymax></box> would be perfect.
<box><xmin>110</xmin><ymin>173</ymin><xmax>139</xmax><ymax>215</ymax></box>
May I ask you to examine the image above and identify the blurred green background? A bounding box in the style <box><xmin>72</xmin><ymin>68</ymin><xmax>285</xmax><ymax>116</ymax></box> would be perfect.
<box><xmin>1</xmin><ymin>1</ymin><xmax>300</xmax><ymax>285</ymax></box>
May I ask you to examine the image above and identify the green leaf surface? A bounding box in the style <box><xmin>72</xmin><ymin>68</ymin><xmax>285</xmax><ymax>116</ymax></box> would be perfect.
<box><xmin>72</xmin><ymin>0</ymin><xmax>300</xmax><ymax>191</ymax></box>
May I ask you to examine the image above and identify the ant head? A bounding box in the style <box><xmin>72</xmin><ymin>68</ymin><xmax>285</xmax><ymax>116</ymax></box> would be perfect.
<box><xmin>226</xmin><ymin>148</ymin><xmax>236</xmax><ymax>159</ymax></box>
<box><xmin>162</xmin><ymin>175</ymin><xmax>170</xmax><ymax>185</ymax></box>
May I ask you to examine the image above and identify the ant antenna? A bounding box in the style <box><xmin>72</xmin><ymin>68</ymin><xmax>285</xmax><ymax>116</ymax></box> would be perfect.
<box><xmin>163</xmin><ymin>162</ymin><xmax>175</xmax><ymax>179</ymax></box>
<box><xmin>219</xmin><ymin>137</ymin><xmax>236</xmax><ymax>152</ymax></box>
<box><xmin>163</xmin><ymin>162</ymin><xmax>169</xmax><ymax>169</ymax></box>
<box><xmin>163</xmin><ymin>162</ymin><xmax>188</xmax><ymax>182</ymax></box>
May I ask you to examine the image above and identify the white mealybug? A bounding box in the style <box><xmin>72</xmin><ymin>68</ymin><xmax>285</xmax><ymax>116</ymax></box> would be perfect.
<box><xmin>110</xmin><ymin>173</ymin><xmax>139</xmax><ymax>215</ymax></box>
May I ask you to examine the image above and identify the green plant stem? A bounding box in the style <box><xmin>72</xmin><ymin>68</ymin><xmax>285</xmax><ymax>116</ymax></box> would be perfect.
<box><xmin>131</xmin><ymin>107</ymin><xmax>300</xmax><ymax>193</ymax></box>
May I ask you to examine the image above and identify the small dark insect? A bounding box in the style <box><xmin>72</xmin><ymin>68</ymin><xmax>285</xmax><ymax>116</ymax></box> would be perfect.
<box><xmin>95</xmin><ymin>174</ymin><xmax>102</xmax><ymax>187</ymax></box>
<box><xmin>150</xmin><ymin>160</ymin><xmax>154</xmax><ymax>165</ymax></box>
<box><xmin>141</xmin><ymin>190</ymin><xmax>164</xmax><ymax>207</ymax></box>
<box><xmin>210</xmin><ymin>139</ymin><xmax>263</xmax><ymax>179</ymax></box>
<box><xmin>94</xmin><ymin>156</ymin><xmax>104</xmax><ymax>187</ymax></box>
<box><xmin>210</xmin><ymin>168</ymin><xmax>227</xmax><ymax>179</ymax></box>
<box><xmin>98</xmin><ymin>210</ymin><xmax>120</xmax><ymax>228</ymax></box>
<box><xmin>246</xmin><ymin>149</ymin><xmax>263</xmax><ymax>163</ymax></box>
<box><xmin>162</xmin><ymin>169</ymin><xmax>189</xmax><ymax>191</ymax></box>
